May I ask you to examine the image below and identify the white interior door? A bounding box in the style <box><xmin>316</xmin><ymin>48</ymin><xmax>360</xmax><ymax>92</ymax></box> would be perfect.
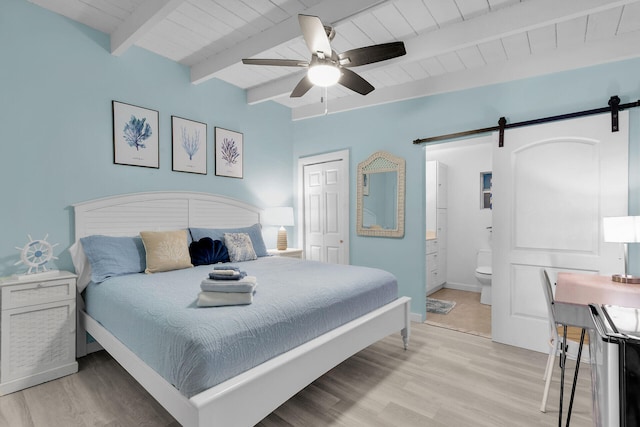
<box><xmin>492</xmin><ymin>111</ymin><xmax>628</xmax><ymax>353</ymax></box>
<box><xmin>303</xmin><ymin>158</ymin><xmax>348</xmax><ymax>264</ymax></box>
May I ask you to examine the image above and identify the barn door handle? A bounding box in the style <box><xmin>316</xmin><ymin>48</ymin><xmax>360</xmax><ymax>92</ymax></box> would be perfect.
<box><xmin>609</xmin><ymin>95</ymin><xmax>620</xmax><ymax>132</ymax></box>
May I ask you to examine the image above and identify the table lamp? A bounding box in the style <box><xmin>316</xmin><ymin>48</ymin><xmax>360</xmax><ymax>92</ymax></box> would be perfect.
<box><xmin>263</xmin><ymin>207</ymin><xmax>294</xmax><ymax>250</ymax></box>
<box><xmin>603</xmin><ymin>216</ymin><xmax>640</xmax><ymax>284</ymax></box>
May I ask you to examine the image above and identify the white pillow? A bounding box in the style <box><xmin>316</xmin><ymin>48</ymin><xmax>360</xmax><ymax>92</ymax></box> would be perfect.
<box><xmin>69</xmin><ymin>240</ymin><xmax>92</xmax><ymax>292</ymax></box>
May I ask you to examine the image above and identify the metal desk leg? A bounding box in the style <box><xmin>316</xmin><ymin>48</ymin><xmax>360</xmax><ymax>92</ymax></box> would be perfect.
<box><xmin>565</xmin><ymin>328</ymin><xmax>586</xmax><ymax>427</ymax></box>
<box><xmin>559</xmin><ymin>325</ymin><xmax>567</xmax><ymax>427</ymax></box>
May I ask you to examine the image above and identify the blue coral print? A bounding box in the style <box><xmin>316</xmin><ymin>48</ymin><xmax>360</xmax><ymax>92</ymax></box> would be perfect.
<box><xmin>123</xmin><ymin>115</ymin><xmax>152</xmax><ymax>151</ymax></box>
<box><xmin>181</xmin><ymin>126</ymin><xmax>200</xmax><ymax>160</ymax></box>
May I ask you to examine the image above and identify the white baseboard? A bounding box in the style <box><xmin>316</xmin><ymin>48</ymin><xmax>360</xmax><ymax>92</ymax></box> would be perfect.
<box><xmin>444</xmin><ymin>282</ymin><xmax>481</xmax><ymax>293</ymax></box>
<box><xmin>425</xmin><ymin>284</ymin><xmax>445</xmax><ymax>296</ymax></box>
<box><xmin>410</xmin><ymin>312</ymin><xmax>424</xmax><ymax>323</ymax></box>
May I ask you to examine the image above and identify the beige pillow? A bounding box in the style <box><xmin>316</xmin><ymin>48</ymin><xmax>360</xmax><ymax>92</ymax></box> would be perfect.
<box><xmin>140</xmin><ymin>230</ymin><xmax>193</xmax><ymax>274</ymax></box>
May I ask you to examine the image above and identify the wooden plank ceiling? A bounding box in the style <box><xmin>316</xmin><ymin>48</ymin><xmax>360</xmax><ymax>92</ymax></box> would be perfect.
<box><xmin>28</xmin><ymin>0</ymin><xmax>640</xmax><ymax>119</ymax></box>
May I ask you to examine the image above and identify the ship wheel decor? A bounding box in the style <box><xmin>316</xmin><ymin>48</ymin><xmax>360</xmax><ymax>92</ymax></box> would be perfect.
<box><xmin>14</xmin><ymin>234</ymin><xmax>59</xmax><ymax>275</ymax></box>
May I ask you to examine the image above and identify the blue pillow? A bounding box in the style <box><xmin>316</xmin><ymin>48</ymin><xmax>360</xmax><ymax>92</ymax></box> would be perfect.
<box><xmin>189</xmin><ymin>237</ymin><xmax>230</xmax><ymax>266</ymax></box>
<box><xmin>189</xmin><ymin>224</ymin><xmax>268</xmax><ymax>257</ymax></box>
<box><xmin>80</xmin><ymin>235</ymin><xmax>146</xmax><ymax>283</ymax></box>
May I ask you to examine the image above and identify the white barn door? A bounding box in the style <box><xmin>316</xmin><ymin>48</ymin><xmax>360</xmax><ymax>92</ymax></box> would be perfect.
<box><xmin>492</xmin><ymin>111</ymin><xmax>628</xmax><ymax>352</ymax></box>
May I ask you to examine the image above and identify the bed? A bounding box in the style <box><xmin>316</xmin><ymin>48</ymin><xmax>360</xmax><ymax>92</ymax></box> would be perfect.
<box><xmin>73</xmin><ymin>191</ymin><xmax>411</xmax><ymax>427</ymax></box>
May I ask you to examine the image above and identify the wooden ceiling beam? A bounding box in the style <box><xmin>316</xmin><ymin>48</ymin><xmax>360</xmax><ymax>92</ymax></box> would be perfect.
<box><xmin>111</xmin><ymin>0</ymin><xmax>185</xmax><ymax>56</ymax></box>
<box><xmin>399</xmin><ymin>0</ymin><xmax>638</xmax><ymax>65</ymax></box>
<box><xmin>247</xmin><ymin>72</ymin><xmax>307</xmax><ymax>104</ymax></box>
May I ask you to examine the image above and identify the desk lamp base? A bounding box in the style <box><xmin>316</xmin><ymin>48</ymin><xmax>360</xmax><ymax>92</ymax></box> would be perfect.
<box><xmin>612</xmin><ymin>274</ymin><xmax>640</xmax><ymax>284</ymax></box>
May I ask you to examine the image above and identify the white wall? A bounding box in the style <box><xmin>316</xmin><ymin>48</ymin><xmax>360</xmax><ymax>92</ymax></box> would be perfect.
<box><xmin>426</xmin><ymin>136</ymin><xmax>493</xmax><ymax>291</ymax></box>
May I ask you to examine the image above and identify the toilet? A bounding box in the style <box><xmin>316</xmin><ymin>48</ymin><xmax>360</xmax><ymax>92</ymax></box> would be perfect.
<box><xmin>475</xmin><ymin>250</ymin><xmax>492</xmax><ymax>305</ymax></box>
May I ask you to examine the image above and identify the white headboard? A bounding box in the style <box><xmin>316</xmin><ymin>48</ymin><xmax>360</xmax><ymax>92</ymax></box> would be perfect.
<box><xmin>73</xmin><ymin>191</ymin><xmax>262</xmax><ymax>239</ymax></box>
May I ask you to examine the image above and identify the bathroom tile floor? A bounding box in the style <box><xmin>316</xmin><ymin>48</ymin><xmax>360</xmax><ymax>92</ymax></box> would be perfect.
<box><xmin>425</xmin><ymin>288</ymin><xmax>491</xmax><ymax>338</ymax></box>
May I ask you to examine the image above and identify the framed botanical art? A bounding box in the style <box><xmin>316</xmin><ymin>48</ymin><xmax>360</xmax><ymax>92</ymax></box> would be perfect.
<box><xmin>171</xmin><ymin>116</ymin><xmax>207</xmax><ymax>174</ymax></box>
<box><xmin>215</xmin><ymin>127</ymin><xmax>243</xmax><ymax>178</ymax></box>
<box><xmin>112</xmin><ymin>101</ymin><xmax>159</xmax><ymax>168</ymax></box>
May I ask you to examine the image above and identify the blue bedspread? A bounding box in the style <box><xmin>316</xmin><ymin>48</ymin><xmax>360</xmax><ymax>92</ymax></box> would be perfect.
<box><xmin>84</xmin><ymin>257</ymin><xmax>397</xmax><ymax>397</ymax></box>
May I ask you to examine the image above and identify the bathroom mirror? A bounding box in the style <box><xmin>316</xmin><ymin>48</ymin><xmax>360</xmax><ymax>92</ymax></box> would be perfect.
<box><xmin>357</xmin><ymin>150</ymin><xmax>405</xmax><ymax>238</ymax></box>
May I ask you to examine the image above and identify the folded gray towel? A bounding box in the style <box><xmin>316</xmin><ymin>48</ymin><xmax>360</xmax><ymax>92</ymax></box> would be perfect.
<box><xmin>200</xmin><ymin>277</ymin><xmax>257</xmax><ymax>293</ymax></box>
<box><xmin>197</xmin><ymin>291</ymin><xmax>254</xmax><ymax>307</ymax></box>
<box><xmin>208</xmin><ymin>271</ymin><xmax>247</xmax><ymax>280</ymax></box>
<box><xmin>213</xmin><ymin>266</ymin><xmax>240</xmax><ymax>271</ymax></box>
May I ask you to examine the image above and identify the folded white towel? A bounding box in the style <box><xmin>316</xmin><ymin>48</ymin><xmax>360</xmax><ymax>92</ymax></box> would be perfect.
<box><xmin>197</xmin><ymin>291</ymin><xmax>254</xmax><ymax>307</ymax></box>
<box><xmin>200</xmin><ymin>278</ymin><xmax>257</xmax><ymax>293</ymax></box>
<box><xmin>212</xmin><ymin>269</ymin><xmax>239</xmax><ymax>276</ymax></box>
<box><xmin>203</xmin><ymin>275</ymin><xmax>257</xmax><ymax>286</ymax></box>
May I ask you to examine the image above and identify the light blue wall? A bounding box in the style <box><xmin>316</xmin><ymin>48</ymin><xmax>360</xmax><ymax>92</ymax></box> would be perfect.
<box><xmin>293</xmin><ymin>58</ymin><xmax>640</xmax><ymax>319</ymax></box>
<box><xmin>4</xmin><ymin>0</ymin><xmax>640</xmax><ymax>321</ymax></box>
<box><xmin>0</xmin><ymin>0</ymin><xmax>293</xmax><ymax>276</ymax></box>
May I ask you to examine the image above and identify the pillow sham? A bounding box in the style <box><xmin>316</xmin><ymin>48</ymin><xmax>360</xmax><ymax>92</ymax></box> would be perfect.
<box><xmin>224</xmin><ymin>232</ymin><xmax>257</xmax><ymax>262</ymax></box>
<box><xmin>79</xmin><ymin>235</ymin><xmax>146</xmax><ymax>284</ymax></box>
<box><xmin>189</xmin><ymin>237</ymin><xmax>230</xmax><ymax>266</ymax></box>
<box><xmin>140</xmin><ymin>229</ymin><xmax>193</xmax><ymax>274</ymax></box>
<box><xmin>68</xmin><ymin>240</ymin><xmax>92</xmax><ymax>292</ymax></box>
<box><xmin>189</xmin><ymin>224</ymin><xmax>268</xmax><ymax>257</ymax></box>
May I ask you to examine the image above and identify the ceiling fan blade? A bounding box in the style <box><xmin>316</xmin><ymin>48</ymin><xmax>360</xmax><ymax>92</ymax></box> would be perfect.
<box><xmin>290</xmin><ymin>75</ymin><xmax>314</xmax><ymax>98</ymax></box>
<box><xmin>299</xmin><ymin>14</ymin><xmax>331</xmax><ymax>57</ymax></box>
<box><xmin>242</xmin><ymin>58</ymin><xmax>309</xmax><ymax>67</ymax></box>
<box><xmin>339</xmin><ymin>68</ymin><xmax>374</xmax><ymax>95</ymax></box>
<box><xmin>339</xmin><ymin>41</ymin><xmax>406</xmax><ymax>67</ymax></box>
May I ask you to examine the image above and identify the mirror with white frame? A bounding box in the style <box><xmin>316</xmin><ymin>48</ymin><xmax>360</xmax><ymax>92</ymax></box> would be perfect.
<box><xmin>356</xmin><ymin>151</ymin><xmax>405</xmax><ymax>237</ymax></box>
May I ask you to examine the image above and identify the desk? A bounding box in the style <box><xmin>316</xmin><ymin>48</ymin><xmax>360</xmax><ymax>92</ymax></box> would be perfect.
<box><xmin>555</xmin><ymin>273</ymin><xmax>640</xmax><ymax>328</ymax></box>
<box><xmin>553</xmin><ymin>272</ymin><xmax>640</xmax><ymax>426</ymax></box>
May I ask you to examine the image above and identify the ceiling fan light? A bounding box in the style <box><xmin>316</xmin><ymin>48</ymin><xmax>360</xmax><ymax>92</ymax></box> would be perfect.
<box><xmin>307</xmin><ymin>64</ymin><xmax>340</xmax><ymax>87</ymax></box>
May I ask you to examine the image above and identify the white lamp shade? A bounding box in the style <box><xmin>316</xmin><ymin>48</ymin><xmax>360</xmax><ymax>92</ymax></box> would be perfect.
<box><xmin>603</xmin><ymin>216</ymin><xmax>640</xmax><ymax>243</ymax></box>
<box><xmin>262</xmin><ymin>207</ymin><xmax>294</xmax><ymax>227</ymax></box>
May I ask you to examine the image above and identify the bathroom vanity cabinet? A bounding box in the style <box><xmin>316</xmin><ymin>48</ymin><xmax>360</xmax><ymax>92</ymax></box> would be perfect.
<box><xmin>426</xmin><ymin>160</ymin><xmax>447</xmax><ymax>294</ymax></box>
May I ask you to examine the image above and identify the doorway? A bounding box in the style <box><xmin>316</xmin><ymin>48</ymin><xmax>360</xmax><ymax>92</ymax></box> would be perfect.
<box><xmin>297</xmin><ymin>150</ymin><xmax>350</xmax><ymax>264</ymax></box>
<box><xmin>425</xmin><ymin>136</ymin><xmax>493</xmax><ymax>338</ymax></box>
<box><xmin>424</xmin><ymin>113</ymin><xmax>629</xmax><ymax>350</ymax></box>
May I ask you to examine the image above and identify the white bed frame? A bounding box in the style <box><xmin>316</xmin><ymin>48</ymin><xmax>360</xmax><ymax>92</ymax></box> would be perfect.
<box><xmin>73</xmin><ymin>191</ymin><xmax>411</xmax><ymax>427</ymax></box>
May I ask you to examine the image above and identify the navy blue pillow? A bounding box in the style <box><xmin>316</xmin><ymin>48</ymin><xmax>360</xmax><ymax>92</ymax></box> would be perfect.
<box><xmin>189</xmin><ymin>238</ymin><xmax>229</xmax><ymax>266</ymax></box>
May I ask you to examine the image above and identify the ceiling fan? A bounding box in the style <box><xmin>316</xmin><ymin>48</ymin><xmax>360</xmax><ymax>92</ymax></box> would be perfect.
<box><xmin>242</xmin><ymin>14</ymin><xmax>406</xmax><ymax>98</ymax></box>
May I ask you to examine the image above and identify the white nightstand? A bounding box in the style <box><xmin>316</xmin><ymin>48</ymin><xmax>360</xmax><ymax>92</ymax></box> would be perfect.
<box><xmin>0</xmin><ymin>270</ymin><xmax>78</xmax><ymax>395</ymax></box>
<box><xmin>267</xmin><ymin>248</ymin><xmax>304</xmax><ymax>259</ymax></box>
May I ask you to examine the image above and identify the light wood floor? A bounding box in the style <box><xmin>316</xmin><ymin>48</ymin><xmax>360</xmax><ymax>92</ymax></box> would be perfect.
<box><xmin>0</xmin><ymin>323</ymin><xmax>592</xmax><ymax>426</ymax></box>
<box><xmin>426</xmin><ymin>288</ymin><xmax>492</xmax><ymax>338</ymax></box>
